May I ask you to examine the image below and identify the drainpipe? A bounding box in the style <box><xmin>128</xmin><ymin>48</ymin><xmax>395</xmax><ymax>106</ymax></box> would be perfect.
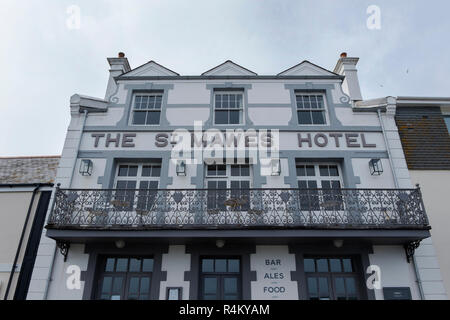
<box><xmin>377</xmin><ymin>109</ymin><xmax>399</xmax><ymax>188</ymax></box>
<box><xmin>378</xmin><ymin>108</ymin><xmax>425</xmax><ymax>299</ymax></box>
<box><xmin>3</xmin><ymin>184</ymin><xmax>40</xmax><ymax>300</ymax></box>
<box><xmin>43</xmin><ymin>109</ymin><xmax>88</xmax><ymax>300</ymax></box>
<box><xmin>412</xmin><ymin>255</ymin><xmax>425</xmax><ymax>300</ymax></box>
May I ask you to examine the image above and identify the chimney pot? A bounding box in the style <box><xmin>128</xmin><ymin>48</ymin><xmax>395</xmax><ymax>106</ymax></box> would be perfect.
<box><xmin>118</xmin><ymin>52</ymin><xmax>125</xmax><ymax>58</ymax></box>
<box><xmin>340</xmin><ymin>52</ymin><xmax>347</xmax><ymax>58</ymax></box>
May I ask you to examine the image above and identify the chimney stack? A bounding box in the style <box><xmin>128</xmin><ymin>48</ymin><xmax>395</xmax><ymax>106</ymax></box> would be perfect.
<box><xmin>105</xmin><ymin>52</ymin><xmax>131</xmax><ymax>100</ymax></box>
<box><xmin>334</xmin><ymin>52</ymin><xmax>362</xmax><ymax>102</ymax></box>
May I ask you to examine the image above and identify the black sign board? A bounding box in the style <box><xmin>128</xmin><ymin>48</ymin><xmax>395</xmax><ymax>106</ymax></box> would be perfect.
<box><xmin>383</xmin><ymin>287</ymin><xmax>412</xmax><ymax>300</ymax></box>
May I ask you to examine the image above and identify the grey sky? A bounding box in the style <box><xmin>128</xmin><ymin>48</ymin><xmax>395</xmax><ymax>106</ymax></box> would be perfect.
<box><xmin>1</xmin><ymin>0</ymin><xmax>449</xmax><ymax>156</ymax></box>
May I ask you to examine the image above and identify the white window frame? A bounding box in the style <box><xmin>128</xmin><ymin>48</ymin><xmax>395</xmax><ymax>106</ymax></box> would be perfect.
<box><xmin>114</xmin><ymin>163</ymin><xmax>161</xmax><ymax>188</ymax></box>
<box><xmin>213</xmin><ymin>91</ymin><xmax>245</xmax><ymax>126</ymax></box>
<box><xmin>129</xmin><ymin>93</ymin><xmax>163</xmax><ymax>126</ymax></box>
<box><xmin>205</xmin><ymin>163</ymin><xmax>253</xmax><ymax>188</ymax></box>
<box><xmin>295</xmin><ymin>162</ymin><xmax>344</xmax><ymax>188</ymax></box>
<box><xmin>295</xmin><ymin>92</ymin><xmax>329</xmax><ymax>126</ymax></box>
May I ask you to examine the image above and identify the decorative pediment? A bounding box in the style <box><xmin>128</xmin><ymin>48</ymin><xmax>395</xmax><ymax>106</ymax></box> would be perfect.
<box><xmin>121</xmin><ymin>60</ymin><xmax>179</xmax><ymax>77</ymax></box>
<box><xmin>202</xmin><ymin>60</ymin><xmax>257</xmax><ymax>76</ymax></box>
<box><xmin>278</xmin><ymin>60</ymin><xmax>338</xmax><ymax>76</ymax></box>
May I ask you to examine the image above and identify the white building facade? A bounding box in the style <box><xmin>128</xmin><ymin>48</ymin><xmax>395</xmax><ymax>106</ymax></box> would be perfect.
<box><xmin>26</xmin><ymin>53</ymin><xmax>446</xmax><ymax>300</ymax></box>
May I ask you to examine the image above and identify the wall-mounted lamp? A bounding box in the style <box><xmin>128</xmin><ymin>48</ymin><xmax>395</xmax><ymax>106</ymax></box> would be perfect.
<box><xmin>369</xmin><ymin>158</ymin><xmax>383</xmax><ymax>176</ymax></box>
<box><xmin>79</xmin><ymin>159</ymin><xmax>93</xmax><ymax>176</ymax></box>
<box><xmin>271</xmin><ymin>159</ymin><xmax>281</xmax><ymax>176</ymax></box>
<box><xmin>333</xmin><ymin>239</ymin><xmax>344</xmax><ymax>248</ymax></box>
<box><xmin>115</xmin><ymin>240</ymin><xmax>125</xmax><ymax>249</ymax></box>
<box><xmin>176</xmin><ymin>160</ymin><xmax>186</xmax><ymax>176</ymax></box>
<box><xmin>216</xmin><ymin>239</ymin><xmax>225</xmax><ymax>248</ymax></box>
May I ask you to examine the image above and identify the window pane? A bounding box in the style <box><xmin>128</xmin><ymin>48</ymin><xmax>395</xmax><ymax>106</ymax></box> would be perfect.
<box><xmin>237</xmin><ymin>95</ymin><xmax>243</xmax><ymax>108</ymax></box>
<box><xmin>298</xmin><ymin>180</ymin><xmax>307</xmax><ymax>189</ymax></box>
<box><xmin>304</xmin><ymin>258</ymin><xmax>315</xmax><ymax>272</ymax></box>
<box><xmin>229</xmin><ymin>111</ymin><xmax>240</xmax><ymax>124</ymax></box>
<box><xmin>129</xmin><ymin>277</ymin><xmax>140</xmax><ymax>294</ymax></box>
<box><xmin>152</xmin><ymin>165</ymin><xmax>161</xmax><ymax>177</ymax></box>
<box><xmin>202</xmin><ymin>259</ymin><xmax>214</xmax><ymax>272</ymax></box>
<box><xmin>240</xmin><ymin>165</ymin><xmax>250</xmax><ymax>176</ymax></box>
<box><xmin>146</xmin><ymin>111</ymin><xmax>161</xmax><ymax>125</ymax></box>
<box><xmin>203</xmin><ymin>278</ymin><xmax>217</xmax><ymax>294</ymax></box>
<box><xmin>207</xmin><ymin>165</ymin><xmax>216</xmax><ymax>176</ymax></box>
<box><xmin>105</xmin><ymin>258</ymin><xmax>115</xmax><ymax>272</ymax></box>
<box><xmin>310</xmin><ymin>96</ymin><xmax>318</xmax><ymax>109</ymax></box>
<box><xmin>318</xmin><ymin>277</ymin><xmax>329</xmax><ymax>299</ymax></box>
<box><xmin>228</xmin><ymin>259</ymin><xmax>240</xmax><ymax>273</ymax></box>
<box><xmin>112</xmin><ymin>277</ymin><xmax>123</xmax><ymax>295</ymax></box>
<box><xmin>129</xmin><ymin>259</ymin><xmax>141</xmax><ymax>272</ymax></box>
<box><xmin>330</xmin><ymin>259</ymin><xmax>342</xmax><ymax>272</ymax></box>
<box><xmin>229</xmin><ymin>95</ymin><xmax>236</xmax><ymax>108</ymax></box>
<box><xmin>222</xmin><ymin>94</ymin><xmax>229</xmax><ymax>108</ymax></box>
<box><xmin>307</xmin><ymin>277</ymin><xmax>318</xmax><ymax>299</ymax></box>
<box><xmin>215</xmin><ymin>259</ymin><xmax>227</xmax><ymax>272</ymax></box>
<box><xmin>317</xmin><ymin>96</ymin><xmax>324</xmax><ymax>108</ymax></box>
<box><xmin>118</xmin><ymin>166</ymin><xmax>128</xmax><ymax>177</ymax></box>
<box><xmin>116</xmin><ymin>258</ymin><xmax>128</xmax><ymax>272</ymax></box>
<box><xmin>306</xmin><ymin>166</ymin><xmax>315</xmax><ymax>176</ymax></box>
<box><xmin>215</xmin><ymin>95</ymin><xmax>222</xmax><ymax>108</ymax></box>
<box><xmin>345</xmin><ymin>278</ymin><xmax>357</xmax><ymax>297</ymax></box>
<box><xmin>319</xmin><ymin>165</ymin><xmax>329</xmax><ymax>176</ymax></box>
<box><xmin>343</xmin><ymin>259</ymin><xmax>353</xmax><ymax>272</ymax></box>
<box><xmin>224</xmin><ymin>294</ymin><xmax>238</xmax><ymax>300</ymax></box>
<box><xmin>132</xmin><ymin>111</ymin><xmax>146</xmax><ymax>125</ymax></box>
<box><xmin>142</xmin><ymin>259</ymin><xmax>154</xmax><ymax>272</ymax></box>
<box><xmin>317</xmin><ymin>259</ymin><xmax>328</xmax><ymax>272</ymax></box>
<box><xmin>335</xmin><ymin>277</ymin><xmax>346</xmax><ymax>300</ymax></box>
<box><xmin>298</xmin><ymin>111</ymin><xmax>312</xmax><ymax>124</ymax></box>
<box><xmin>322</xmin><ymin>181</ymin><xmax>331</xmax><ymax>189</ymax></box>
<box><xmin>312</xmin><ymin>111</ymin><xmax>325</xmax><ymax>124</ymax></box>
<box><xmin>155</xmin><ymin>96</ymin><xmax>162</xmax><ymax>109</ymax></box>
<box><xmin>140</xmin><ymin>278</ymin><xmax>150</xmax><ymax>294</ymax></box>
<box><xmin>224</xmin><ymin>278</ymin><xmax>238</xmax><ymax>293</ymax></box>
<box><xmin>215</xmin><ymin>111</ymin><xmax>228</xmax><ymax>124</ymax></box>
<box><xmin>217</xmin><ymin>165</ymin><xmax>226</xmax><ymax>176</ymax></box>
<box><xmin>296</xmin><ymin>165</ymin><xmax>306</xmax><ymax>176</ymax></box>
<box><xmin>128</xmin><ymin>166</ymin><xmax>138</xmax><ymax>177</ymax></box>
<box><xmin>303</xmin><ymin>96</ymin><xmax>311</xmax><ymax>108</ymax></box>
<box><xmin>142</xmin><ymin>166</ymin><xmax>151</xmax><ymax>177</ymax></box>
<box><xmin>101</xmin><ymin>277</ymin><xmax>112</xmax><ymax>294</ymax></box>
<box><xmin>329</xmin><ymin>165</ymin><xmax>339</xmax><ymax>176</ymax></box>
<box><xmin>204</xmin><ymin>294</ymin><xmax>217</xmax><ymax>300</ymax></box>
<box><xmin>231</xmin><ymin>165</ymin><xmax>239</xmax><ymax>176</ymax></box>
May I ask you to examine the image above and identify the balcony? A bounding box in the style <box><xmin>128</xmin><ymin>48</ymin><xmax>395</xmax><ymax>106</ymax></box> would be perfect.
<box><xmin>46</xmin><ymin>187</ymin><xmax>429</xmax><ymax>232</ymax></box>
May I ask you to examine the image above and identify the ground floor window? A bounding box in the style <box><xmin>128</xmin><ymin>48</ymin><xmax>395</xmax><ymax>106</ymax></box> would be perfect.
<box><xmin>199</xmin><ymin>257</ymin><xmax>241</xmax><ymax>300</ymax></box>
<box><xmin>96</xmin><ymin>256</ymin><xmax>154</xmax><ymax>300</ymax></box>
<box><xmin>304</xmin><ymin>256</ymin><xmax>360</xmax><ymax>300</ymax></box>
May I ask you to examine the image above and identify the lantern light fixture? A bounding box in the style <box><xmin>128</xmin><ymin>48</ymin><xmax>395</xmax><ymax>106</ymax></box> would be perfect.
<box><xmin>271</xmin><ymin>158</ymin><xmax>281</xmax><ymax>176</ymax></box>
<box><xmin>369</xmin><ymin>158</ymin><xmax>383</xmax><ymax>176</ymax></box>
<box><xmin>79</xmin><ymin>159</ymin><xmax>93</xmax><ymax>176</ymax></box>
<box><xmin>176</xmin><ymin>160</ymin><xmax>186</xmax><ymax>176</ymax></box>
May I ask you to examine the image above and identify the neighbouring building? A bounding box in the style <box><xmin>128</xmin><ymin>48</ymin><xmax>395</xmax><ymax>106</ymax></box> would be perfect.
<box><xmin>0</xmin><ymin>156</ymin><xmax>59</xmax><ymax>300</ymax></box>
<box><xmin>394</xmin><ymin>98</ymin><xmax>450</xmax><ymax>298</ymax></box>
<box><xmin>27</xmin><ymin>52</ymin><xmax>446</xmax><ymax>300</ymax></box>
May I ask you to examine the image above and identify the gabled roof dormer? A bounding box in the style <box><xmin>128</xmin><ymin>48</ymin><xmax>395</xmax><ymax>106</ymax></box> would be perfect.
<box><xmin>277</xmin><ymin>60</ymin><xmax>339</xmax><ymax>77</ymax></box>
<box><xmin>202</xmin><ymin>60</ymin><xmax>257</xmax><ymax>76</ymax></box>
<box><xmin>120</xmin><ymin>60</ymin><xmax>179</xmax><ymax>77</ymax></box>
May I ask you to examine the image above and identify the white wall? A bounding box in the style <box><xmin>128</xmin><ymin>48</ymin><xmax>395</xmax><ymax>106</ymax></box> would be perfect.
<box><xmin>159</xmin><ymin>245</ymin><xmax>191</xmax><ymax>300</ymax></box>
<box><xmin>369</xmin><ymin>245</ymin><xmax>421</xmax><ymax>300</ymax></box>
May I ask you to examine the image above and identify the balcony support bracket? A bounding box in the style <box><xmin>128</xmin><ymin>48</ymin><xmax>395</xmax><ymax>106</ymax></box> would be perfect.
<box><xmin>404</xmin><ymin>240</ymin><xmax>421</xmax><ymax>263</ymax></box>
<box><xmin>57</xmin><ymin>241</ymin><xmax>70</xmax><ymax>262</ymax></box>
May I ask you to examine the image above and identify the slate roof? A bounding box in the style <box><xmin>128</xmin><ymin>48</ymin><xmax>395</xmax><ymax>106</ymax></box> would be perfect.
<box><xmin>0</xmin><ymin>156</ymin><xmax>60</xmax><ymax>185</ymax></box>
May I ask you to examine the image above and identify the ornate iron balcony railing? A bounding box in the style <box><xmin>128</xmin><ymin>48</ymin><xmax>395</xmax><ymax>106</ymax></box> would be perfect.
<box><xmin>46</xmin><ymin>187</ymin><xmax>429</xmax><ymax>230</ymax></box>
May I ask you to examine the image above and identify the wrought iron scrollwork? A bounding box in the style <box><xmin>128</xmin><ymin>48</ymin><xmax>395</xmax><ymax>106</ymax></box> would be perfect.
<box><xmin>46</xmin><ymin>187</ymin><xmax>430</xmax><ymax>230</ymax></box>
<box><xmin>404</xmin><ymin>240</ymin><xmax>421</xmax><ymax>263</ymax></box>
<box><xmin>57</xmin><ymin>241</ymin><xmax>70</xmax><ymax>262</ymax></box>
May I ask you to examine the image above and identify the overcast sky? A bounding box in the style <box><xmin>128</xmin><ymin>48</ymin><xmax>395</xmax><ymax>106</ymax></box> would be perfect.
<box><xmin>1</xmin><ymin>0</ymin><xmax>449</xmax><ymax>156</ymax></box>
